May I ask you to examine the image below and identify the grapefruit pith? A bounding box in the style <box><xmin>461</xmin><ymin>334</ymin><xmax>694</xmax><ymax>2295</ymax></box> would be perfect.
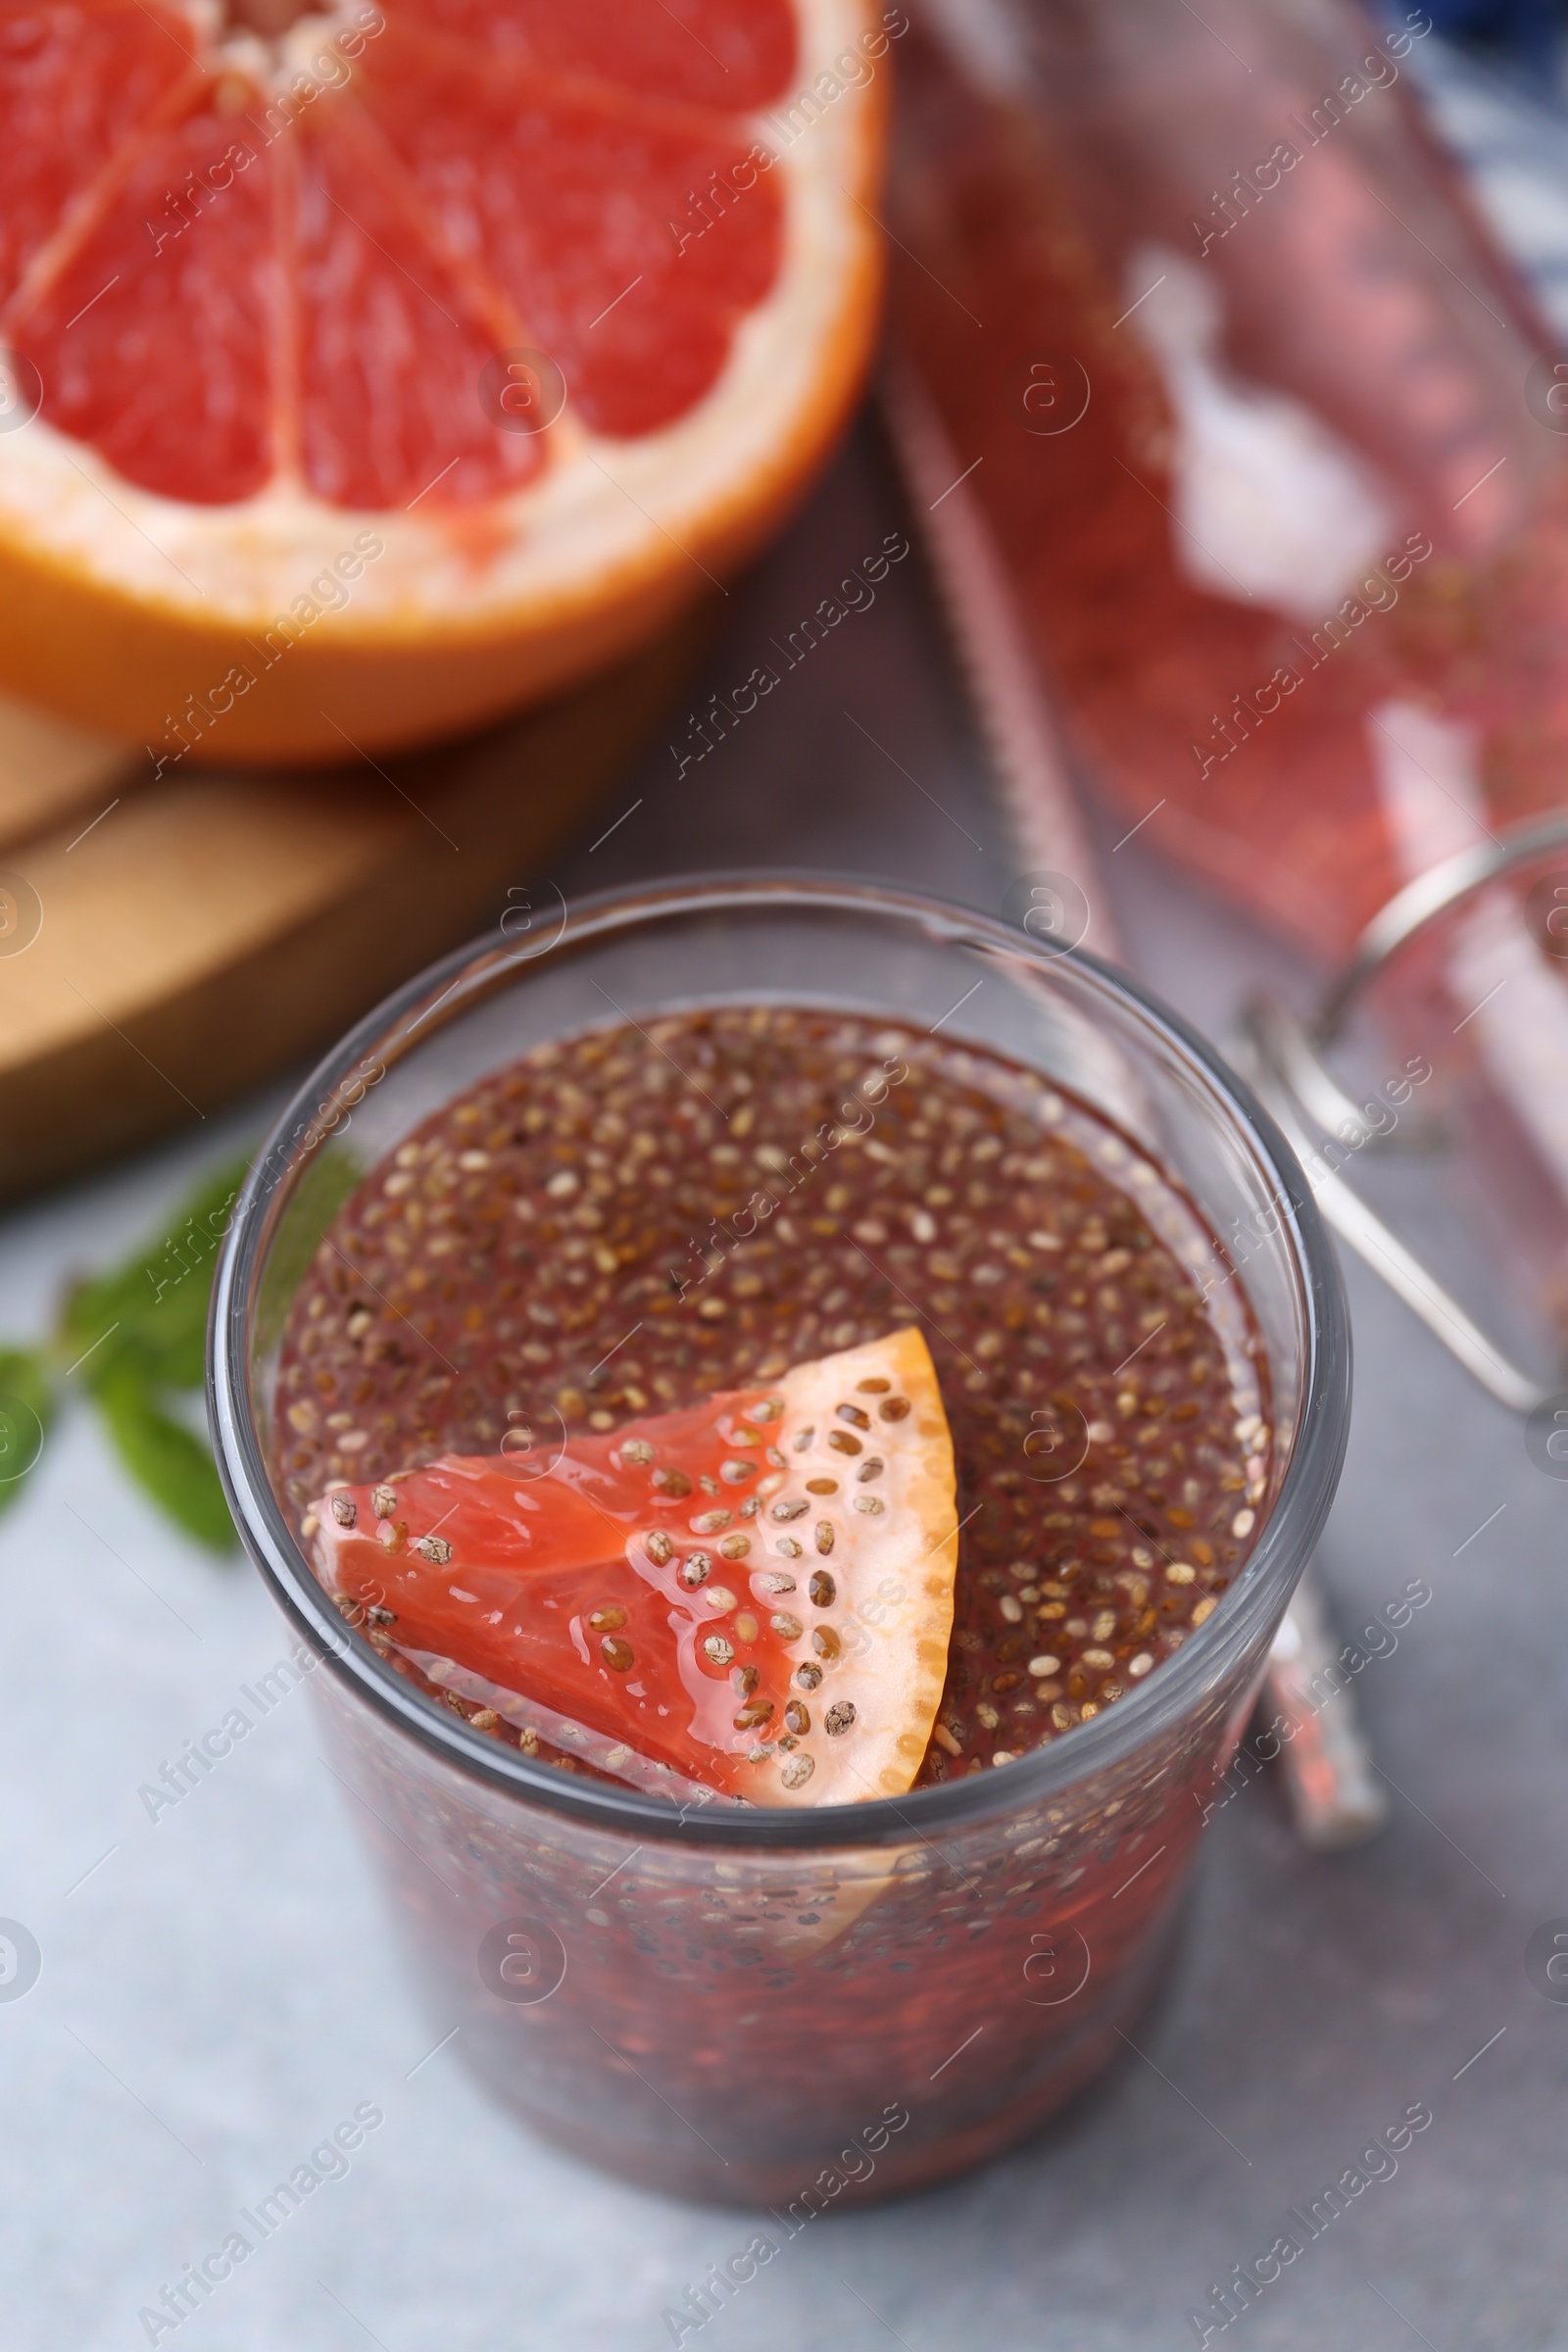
<box><xmin>306</xmin><ymin>1329</ymin><xmax>958</xmax><ymax>1807</ymax></box>
<box><xmin>0</xmin><ymin>0</ymin><xmax>890</xmax><ymax>761</ymax></box>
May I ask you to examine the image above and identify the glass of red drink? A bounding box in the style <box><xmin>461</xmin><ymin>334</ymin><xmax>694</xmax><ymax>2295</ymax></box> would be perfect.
<box><xmin>210</xmin><ymin>876</ymin><xmax>1348</xmax><ymax>2204</ymax></box>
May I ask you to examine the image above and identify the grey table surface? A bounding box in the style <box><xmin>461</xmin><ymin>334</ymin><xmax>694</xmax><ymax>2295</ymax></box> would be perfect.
<box><xmin>2</xmin><ymin>414</ymin><xmax>1563</xmax><ymax>2352</ymax></box>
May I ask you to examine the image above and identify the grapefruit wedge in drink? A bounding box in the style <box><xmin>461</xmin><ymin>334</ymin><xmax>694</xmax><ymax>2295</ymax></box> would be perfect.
<box><xmin>0</xmin><ymin>0</ymin><xmax>889</xmax><ymax>761</ymax></box>
<box><xmin>306</xmin><ymin>1330</ymin><xmax>959</xmax><ymax>1806</ymax></box>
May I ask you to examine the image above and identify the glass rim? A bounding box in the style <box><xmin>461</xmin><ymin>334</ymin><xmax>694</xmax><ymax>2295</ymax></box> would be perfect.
<box><xmin>208</xmin><ymin>870</ymin><xmax>1351</xmax><ymax>1851</ymax></box>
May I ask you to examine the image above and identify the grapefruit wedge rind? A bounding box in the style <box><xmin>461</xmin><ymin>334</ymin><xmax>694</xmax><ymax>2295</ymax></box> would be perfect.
<box><xmin>304</xmin><ymin>1328</ymin><xmax>958</xmax><ymax>1808</ymax></box>
<box><xmin>759</xmin><ymin>1326</ymin><xmax>956</xmax><ymax>1805</ymax></box>
<box><xmin>0</xmin><ymin>0</ymin><xmax>889</xmax><ymax>760</ymax></box>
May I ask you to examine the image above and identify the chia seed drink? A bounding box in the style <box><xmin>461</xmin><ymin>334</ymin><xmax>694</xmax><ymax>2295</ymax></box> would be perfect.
<box><xmin>213</xmin><ymin>881</ymin><xmax>1347</xmax><ymax>2200</ymax></box>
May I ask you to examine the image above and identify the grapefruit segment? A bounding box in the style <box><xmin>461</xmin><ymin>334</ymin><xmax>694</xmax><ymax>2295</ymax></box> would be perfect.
<box><xmin>295</xmin><ymin>107</ymin><xmax>542</xmax><ymax>508</ymax></box>
<box><xmin>306</xmin><ymin>1329</ymin><xmax>958</xmax><ymax>1808</ymax></box>
<box><xmin>396</xmin><ymin>0</ymin><xmax>798</xmax><ymax>111</ymax></box>
<box><xmin>359</xmin><ymin>25</ymin><xmax>786</xmax><ymax>440</ymax></box>
<box><xmin>0</xmin><ymin>4</ymin><xmax>197</xmax><ymax>312</ymax></box>
<box><xmin>20</xmin><ymin>96</ymin><xmax>281</xmax><ymax>505</ymax></box>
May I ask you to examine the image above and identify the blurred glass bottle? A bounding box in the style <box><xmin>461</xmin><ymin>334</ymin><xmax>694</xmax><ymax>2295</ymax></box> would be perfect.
<box><xmin>890</xmin><ymin>0</ymin><xmax>1568</xmax><ymax>953</ymax></box>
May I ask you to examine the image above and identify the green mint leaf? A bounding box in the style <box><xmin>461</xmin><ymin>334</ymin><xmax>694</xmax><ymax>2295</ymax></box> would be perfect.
<box><xmin>0</xmin><ymin>1346</ymin><xmax>54</xmax><ymax>1519</ymax></box>
<box><xmin>95</xmin><ymin>1368</ymin><xmax>237</xmax><ymax>1552</ymax></box>
<box><xmin>61</xmin><ymin>1154</ymin><xmax>251</xmax><ymax>1394</ymax></box>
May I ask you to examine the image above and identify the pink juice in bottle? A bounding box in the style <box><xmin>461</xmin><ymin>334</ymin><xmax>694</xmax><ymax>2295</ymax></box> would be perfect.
<box><xmin>892</xmin><ymin>0</ymin><xmax>1568</xmax><ymax>955</ymax></box>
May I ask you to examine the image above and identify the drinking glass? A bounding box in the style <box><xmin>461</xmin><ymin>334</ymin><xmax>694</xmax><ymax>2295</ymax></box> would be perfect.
<box><xmin>209</xmin><ymin>876</ymin><xmax>1349</xmax><ymax>2202</ymax></box>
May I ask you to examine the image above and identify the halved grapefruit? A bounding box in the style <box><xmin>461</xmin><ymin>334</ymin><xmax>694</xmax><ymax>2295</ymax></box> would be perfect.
<box><xmin>305</xmin><ymin>1329</ymin><xmax>958</xmax><ymax>1807</ymax></box>
<box><xmin>0</xmin><ymin>0</ymin><xmax>888</xmax><ymax>761</ymax></box>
